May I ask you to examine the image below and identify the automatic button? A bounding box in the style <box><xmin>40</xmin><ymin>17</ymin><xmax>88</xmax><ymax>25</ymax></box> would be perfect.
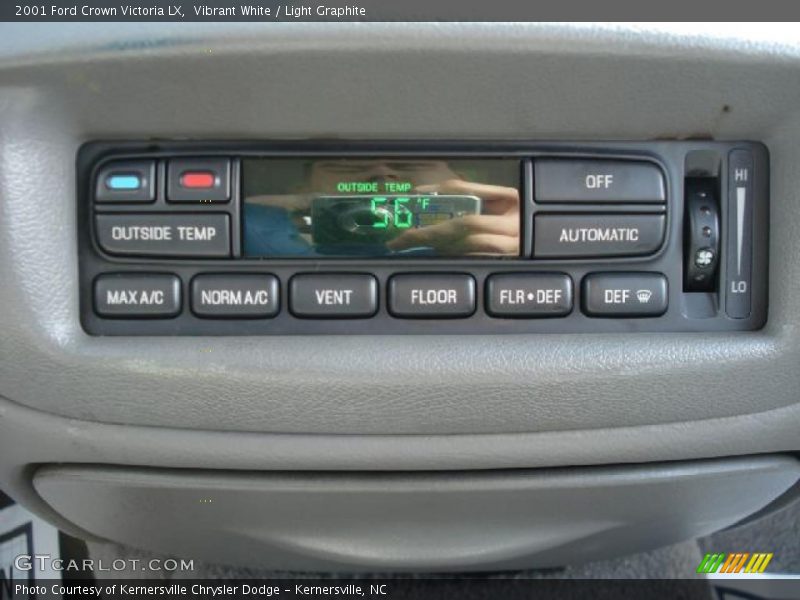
<box><xmin>290</xmin><ymin>274</ymin><xmax>378</xmax><ymax>318</ymax></box>
<box><xmin>388</xmin><ymin>274</ymin><xmax>476</xmax><ymax>318</ymax></box>
<box><xmin>534</xmin><ymin>214</ymin><xmax>665</xmax><ymax>258</ymax></box>
<box><xmin>582</xmin><ymin>273</ymin><xmax>668</xmax><ymax>317</ymax></box>
<box><xmin>94</xmin><ymin>273</ymin><xmax>181</xmax><ymax>318</ymax></box>
<box><xmin>95</xmin><ymin>214</ymin><xmax>230</xmax><ymax>257</ymax></box>
<box><xmin>535</xmin><ymin>159</ymin><xmax>666</xmax><ymax>203</ymax></box>
<box><xmin>192</xmin><ymin>274</ymin><xmax>280</xmax><ymax>318</ymax></box>
<box><xmin>486</xmin><ymin>273</ymin><xmax>572</xmax><ymax>318</ymax></box>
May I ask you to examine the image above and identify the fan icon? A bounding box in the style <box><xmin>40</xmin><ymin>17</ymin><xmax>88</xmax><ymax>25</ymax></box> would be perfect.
<box><xmin>636</xmin><ymin>289</ymin><xmax>653</xmax><ymax>303</ymax></box>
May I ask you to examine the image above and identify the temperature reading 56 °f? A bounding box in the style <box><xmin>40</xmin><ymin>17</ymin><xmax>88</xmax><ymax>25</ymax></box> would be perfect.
<box><xmin>371</xmin><ymin>197</ymin><xmax>420</xmax><ymax>229</ymax></box>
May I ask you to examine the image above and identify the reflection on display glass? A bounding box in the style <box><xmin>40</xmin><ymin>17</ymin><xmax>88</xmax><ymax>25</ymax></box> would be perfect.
<box><xmin>242</xmin><ymin>158</ymin><xmax>521</xmax><ymax>257</ymax></box>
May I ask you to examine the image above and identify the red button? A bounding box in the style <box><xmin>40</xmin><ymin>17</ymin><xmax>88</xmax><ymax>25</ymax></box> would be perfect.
<box><xmin>180</xmin><ymin>171</ymin><xmax>216</xmax><ymax>189</ymax></box>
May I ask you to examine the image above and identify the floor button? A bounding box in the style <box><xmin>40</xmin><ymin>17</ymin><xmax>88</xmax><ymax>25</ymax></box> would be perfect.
<box><xmin>388</xmin><ymin>274</ymin><xmax>476</xmax><ymax>318</ymax></box>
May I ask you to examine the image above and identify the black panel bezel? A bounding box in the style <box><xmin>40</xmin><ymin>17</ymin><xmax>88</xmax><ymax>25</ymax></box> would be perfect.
<box><xmin>77</xmin><ymin>140</ymin><xmax>769</xmax><ymax>335</ymax></box>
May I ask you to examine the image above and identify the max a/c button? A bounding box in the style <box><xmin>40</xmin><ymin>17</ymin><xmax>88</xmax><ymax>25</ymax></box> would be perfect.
<box><xmin>582</xmin><ymin>273</ymin><xmax>668</xmax><ymax>317</ymax></box>
<box><xmin>389</xmin><ymin>274</ymin><xmax>476</xmax><ymax>318</ymax></box>
<box><xmin>94</xmin><ymin>273</ymin><xmax>181</xmax><ymax>318</ymax></box>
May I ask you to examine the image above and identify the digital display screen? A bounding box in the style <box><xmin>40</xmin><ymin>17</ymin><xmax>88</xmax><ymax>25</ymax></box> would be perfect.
<box><xmin>242</xmin><ymin>158</ymin><xmax>521</xmax><ymax>257</ymax></box>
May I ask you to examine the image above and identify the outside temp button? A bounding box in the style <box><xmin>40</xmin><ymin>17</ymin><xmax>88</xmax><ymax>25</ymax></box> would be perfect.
<box><xmin>95</xmin><ymin>213</ymin><xmax>230</xmax><ymax>257</ymax></box>
<box><xmin>290</xmin><ymin>274</ymin><xmax>378</xmax><ymax>318</ymax></box>
<box><xmin>388</xmin><ymin>274</ymin><xmax>476</xmax><ymax>318</ymax></box>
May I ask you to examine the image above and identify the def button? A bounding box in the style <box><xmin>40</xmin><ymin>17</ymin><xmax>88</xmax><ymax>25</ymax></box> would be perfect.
<box><xmin>582</xmin><ymin>273</ymin><xmax>668</xmax><ymax>317</ymax></box>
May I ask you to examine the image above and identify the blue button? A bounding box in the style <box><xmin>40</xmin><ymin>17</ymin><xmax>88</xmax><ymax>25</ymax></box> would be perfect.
<box><xmin>106</xmin><ymin>174</ymin><xmax>141</xmax><ymax>190</ymax></box>
<box><xmin>96</xmin><ymin>160</ymin><xmax>155</xmax><ymax>203</ymax></box>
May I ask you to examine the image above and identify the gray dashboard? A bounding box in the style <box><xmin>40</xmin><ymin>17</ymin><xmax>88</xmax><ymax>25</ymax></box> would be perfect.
<box><xmin>0</xmin><ymin>23</ymin><xmax>799</xmax><ymax>570</ymax></box>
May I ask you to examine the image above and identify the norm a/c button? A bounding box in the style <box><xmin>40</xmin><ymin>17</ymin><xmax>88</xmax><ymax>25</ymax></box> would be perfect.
<box><xmin>290</xmin><ymin>274</ymin><xmax>378</xmax><ymax>318</ymax></box>
<box><xmin>191</xmin><ymin>274</ymin><xmax>280</xmax><ymax>319</ymax></box>
<box><xmin>388</xmin><ymin>274</ymin><xmax>476</xmax><ymax>318</ymax></box>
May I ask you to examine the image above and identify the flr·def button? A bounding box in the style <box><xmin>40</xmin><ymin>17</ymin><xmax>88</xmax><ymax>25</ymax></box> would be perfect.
<box><xmin>486</xmin><ymin>273</ymin><xmax>573</xmax><ymax>318</ymax></box>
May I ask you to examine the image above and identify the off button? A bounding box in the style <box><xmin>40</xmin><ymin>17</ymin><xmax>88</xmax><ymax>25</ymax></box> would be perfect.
<box><xmin>535</xmin><ymin>159</ymin><xmax>666</xmax><ymax>203</ymax></box>
<box><xmin>388</xmin><ymin>274</ymin><xmax>476</xmax><ymax>318</ymax></box>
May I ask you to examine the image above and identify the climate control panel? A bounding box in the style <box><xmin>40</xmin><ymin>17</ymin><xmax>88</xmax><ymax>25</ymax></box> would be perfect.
<box><xmin>78</xmin><ymin>141</ymin><xmax>768</xmax><ymax>335</ymax></box>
